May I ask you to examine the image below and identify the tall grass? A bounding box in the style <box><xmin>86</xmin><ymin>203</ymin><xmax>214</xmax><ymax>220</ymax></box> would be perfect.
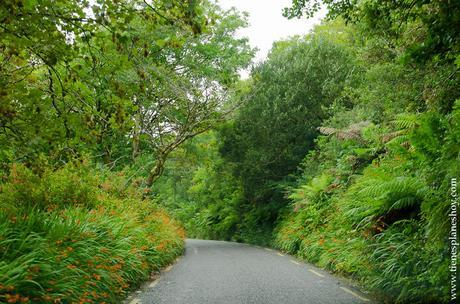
<box><xmin>0</xmin><ymin>164</ymin><xmax>184</xmax><ymax>303</ymax></box>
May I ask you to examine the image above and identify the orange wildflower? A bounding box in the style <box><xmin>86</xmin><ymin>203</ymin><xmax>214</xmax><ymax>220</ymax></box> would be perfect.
<box><xmin>6</xmin><ymin>294</ymin><xmax>20</xmax><ymax>303</ymax></box>
<box><xmin>156</xmin><ymin>242</ymin><xmax>166</xmax><ymax>251</ymax></box>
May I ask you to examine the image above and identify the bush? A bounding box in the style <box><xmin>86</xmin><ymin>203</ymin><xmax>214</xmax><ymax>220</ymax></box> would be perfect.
<box><xmin>0</xmin><ymin>163</ymin><xmax>100</xmax><ymax>210</ymax></box>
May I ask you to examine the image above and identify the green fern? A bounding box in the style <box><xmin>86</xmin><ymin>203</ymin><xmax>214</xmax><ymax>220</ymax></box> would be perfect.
<box><xmin>381</xmin><ymin>113</ymin><xmax>420</xmax><ymax>149</ymax></box>
<box><xmin>391</xmin><ymin>113</ymin><xmax>420</xmax><ymax>130</ymax></box>
<box><xmin>344</xmin><ymin>166</ymin><xmax>427</xmax><ymax>227</ymax></box>
<box><xmin>288</xmin><ymin>173</ymin><xmax>334</xmax><ymax>206</ymax></box>
<box><xmin>388</xmin><ymin>196</ymin><xmax>418</xmax><ymax>211</ymax></box>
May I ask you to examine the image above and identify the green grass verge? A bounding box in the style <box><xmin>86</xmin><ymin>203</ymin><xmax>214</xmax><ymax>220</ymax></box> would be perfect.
<box><xmin>0</xmin><ymin>164</ymin><xmax>185</xmax><ymax>303</ymax></box>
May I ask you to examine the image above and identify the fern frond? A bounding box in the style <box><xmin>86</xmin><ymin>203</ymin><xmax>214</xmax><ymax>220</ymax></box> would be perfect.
<box><xmin>388</xmin><ymin>196</ymin><xmax>418</xmax><ymax>211</ymax></box>
<box><xmin>289</xmin><ymin>174</ymin><xmax>333</xmax><ymax>206</ymax></box>
<box><xmin>386</xmin><ymin>134</ymin><xmax>410</xmax><ymax>146</ymax></box>
<box><xmin>319</xmin><ymin>121</ymin><xmax>371</xmax><ymax>140</ymax></box>
<box><xmin>391</xmin><ymin>113</ymin><xmax>419</xmax><ymax>130</ymax></box>
<box><xmin>381</xmin><ymin>130</ymin><xmax>405</xmax><ymax>143</ymax></box>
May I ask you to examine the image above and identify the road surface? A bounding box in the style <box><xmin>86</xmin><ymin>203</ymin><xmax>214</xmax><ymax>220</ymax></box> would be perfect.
<box><xmin>133</xmin><ymin>239</ymin><xmax>374</xmax><ymax>304</ymax></box>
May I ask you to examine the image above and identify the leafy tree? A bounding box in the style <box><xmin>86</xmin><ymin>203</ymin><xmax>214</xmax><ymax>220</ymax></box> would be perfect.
<box><xmin>220</xmin><ymin>33</ymin><xmax>358</xmax><ymax>218</ymax></box>
<box><xmin>0</xmin><ymin>0</ymin><xmax>254</xmax><ymax>186</ymax></box>
<box><xmin>132</xmin><ymin>4</ymin><xmax>254</xmax><ymax>188</ymax></box>
<box><xmin>284</xmin><ymin>0</ymin><xmax>460</xmax><ymax>62</ymax></box>
<box><xmin>153</xmin><ymin>131</ymin><xmax>243</xmax><ymax>240</ymax></box>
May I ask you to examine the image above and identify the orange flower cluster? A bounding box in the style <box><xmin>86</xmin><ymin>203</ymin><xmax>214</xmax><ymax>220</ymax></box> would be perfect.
<box><xmin>176</xmin><ymin>227</ymin><xmax>186</xmax><ymax>238</ymax></box>
<box><xmin>5</xmin><ymin>294</ymin><xmax>29</xmax><ymax>303</ymax></box>
<box><xmin>46</xmin><ymin>204</ymin><xmax>58</xmax><ymax>213</ymax></box>
<box><xmin>155</xmin><ymin>242</ymin><xmax>166</xmax><ymax>251</ymax></box>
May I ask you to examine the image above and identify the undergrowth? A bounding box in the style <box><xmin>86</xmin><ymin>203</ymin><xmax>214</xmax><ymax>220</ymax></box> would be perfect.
<box><xmin>274</xmin><ymin>104</ymin><xmax>460</xmax><ymax>303</ymax></box>
<box><xmin>0</xmin><ymin>163</ymin><xmax>185</xmax><ymax>303</ymax></box>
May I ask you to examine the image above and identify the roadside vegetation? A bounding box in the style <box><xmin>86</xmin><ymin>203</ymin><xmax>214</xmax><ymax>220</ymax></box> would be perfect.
<box><xmin>0</xmin><ymin>0</ymin><xmax>251</xmax><ymax>303</ymax></box>
<box><xmin>154</xmin><ymin>1</ymin><xmax>460</xmax><ymax>303</ymax></box>
<box><xmin>1</xmin><ymin>0</ymin><xmax>458</xmax><ymax>303</ymax></box>
<box><xmin>1</xmin><ymin>163</ymin><xmax>184</xmax><ymax>303</ymax></box>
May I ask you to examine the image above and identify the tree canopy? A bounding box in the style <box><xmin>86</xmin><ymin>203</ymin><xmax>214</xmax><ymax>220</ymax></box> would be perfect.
<box><xmin>0</xmin><ymin>0</ymin><xmax>254</xmax><ymax>184</ymax></box>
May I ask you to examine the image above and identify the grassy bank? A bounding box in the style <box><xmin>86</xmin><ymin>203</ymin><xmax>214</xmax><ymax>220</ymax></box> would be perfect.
<box><xmin>0</xmin><ymin>164</ymin><xmax>184</xmax><ymax>303</ymax></box>
<box><xmin>273</xmin><ymin>105</ymin><xmax>459</xmax><ymax>303</ymax></box>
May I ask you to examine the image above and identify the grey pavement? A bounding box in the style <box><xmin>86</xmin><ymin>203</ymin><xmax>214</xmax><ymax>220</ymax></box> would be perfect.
<box><xmin>135</xmin><ymin>239</ymin><xmax>375</xmax><ymax>304</ymax></box>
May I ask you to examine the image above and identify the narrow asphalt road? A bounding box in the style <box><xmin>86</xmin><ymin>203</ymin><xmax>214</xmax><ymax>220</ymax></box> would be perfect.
<box><xmin>134</xmin><ymin>239</ymin><xmax>374</xmax><ymax>304</ymax></box>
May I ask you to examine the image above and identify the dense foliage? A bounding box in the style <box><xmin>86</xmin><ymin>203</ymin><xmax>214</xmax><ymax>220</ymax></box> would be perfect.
<box><xmin>0</xmin><ymin>163</ymin><xmax>184</xmax><ymax>303</ymax></box>
<box><xmin>274</xmin><ymin>97</ymin><xmax>460</xmax><ymax>303</ymax></box>
<box><xmin>153</xmin><ymin>131</ymin><xmax>244</xmax><ymax>240</ymax></box>
<box><xmin>0</xmin><ymin>0</ymin><xmax>252</xmax><ymax>302</ymax></box>
<box><xmin>0</xmin><ymin>0</ymin><xmax>253</xmax><ymax>182</ymax></box>
<box><xmin>214</xmin><ymin>34</ymin><xmax>359</xmax><ymax>242</ymax></box>
<box><xmin>1</xmin><ymin>0</ymin><xmax>458</xmax><ymax>303</ymax></box>
<box><xmin>156</xmin><ymin>2</ymin><xmax>459</xmax><ymax>303</ymax></box>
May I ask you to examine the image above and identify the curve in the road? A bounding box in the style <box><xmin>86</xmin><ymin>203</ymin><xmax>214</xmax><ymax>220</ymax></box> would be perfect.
<box><xmin>133</xmin><ymin>239</ymin><xmax>375</xmax><ymax>304</ymax></box>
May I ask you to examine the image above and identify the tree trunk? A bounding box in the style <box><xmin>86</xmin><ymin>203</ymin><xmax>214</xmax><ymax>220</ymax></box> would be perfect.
<box><xmin>143</xmin><ymin>153</ymin><xmax>166</xmax><ymax>199</ymax></box>
<box><xmin>132</xmin><ymin>135</ymin><xmax>140</xmax><ymax>160</ymax></box>
<box><xmin>132</xmin><ymin>112</ymin><xmax>141</xmax><ymax>160</ymax></box>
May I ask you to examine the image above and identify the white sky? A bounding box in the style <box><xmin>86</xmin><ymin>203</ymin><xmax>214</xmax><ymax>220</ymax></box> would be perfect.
<box><xmin>217</xmin><ymin>0</ymin><xmax>326</xmax><ymax>77</ymax></box>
